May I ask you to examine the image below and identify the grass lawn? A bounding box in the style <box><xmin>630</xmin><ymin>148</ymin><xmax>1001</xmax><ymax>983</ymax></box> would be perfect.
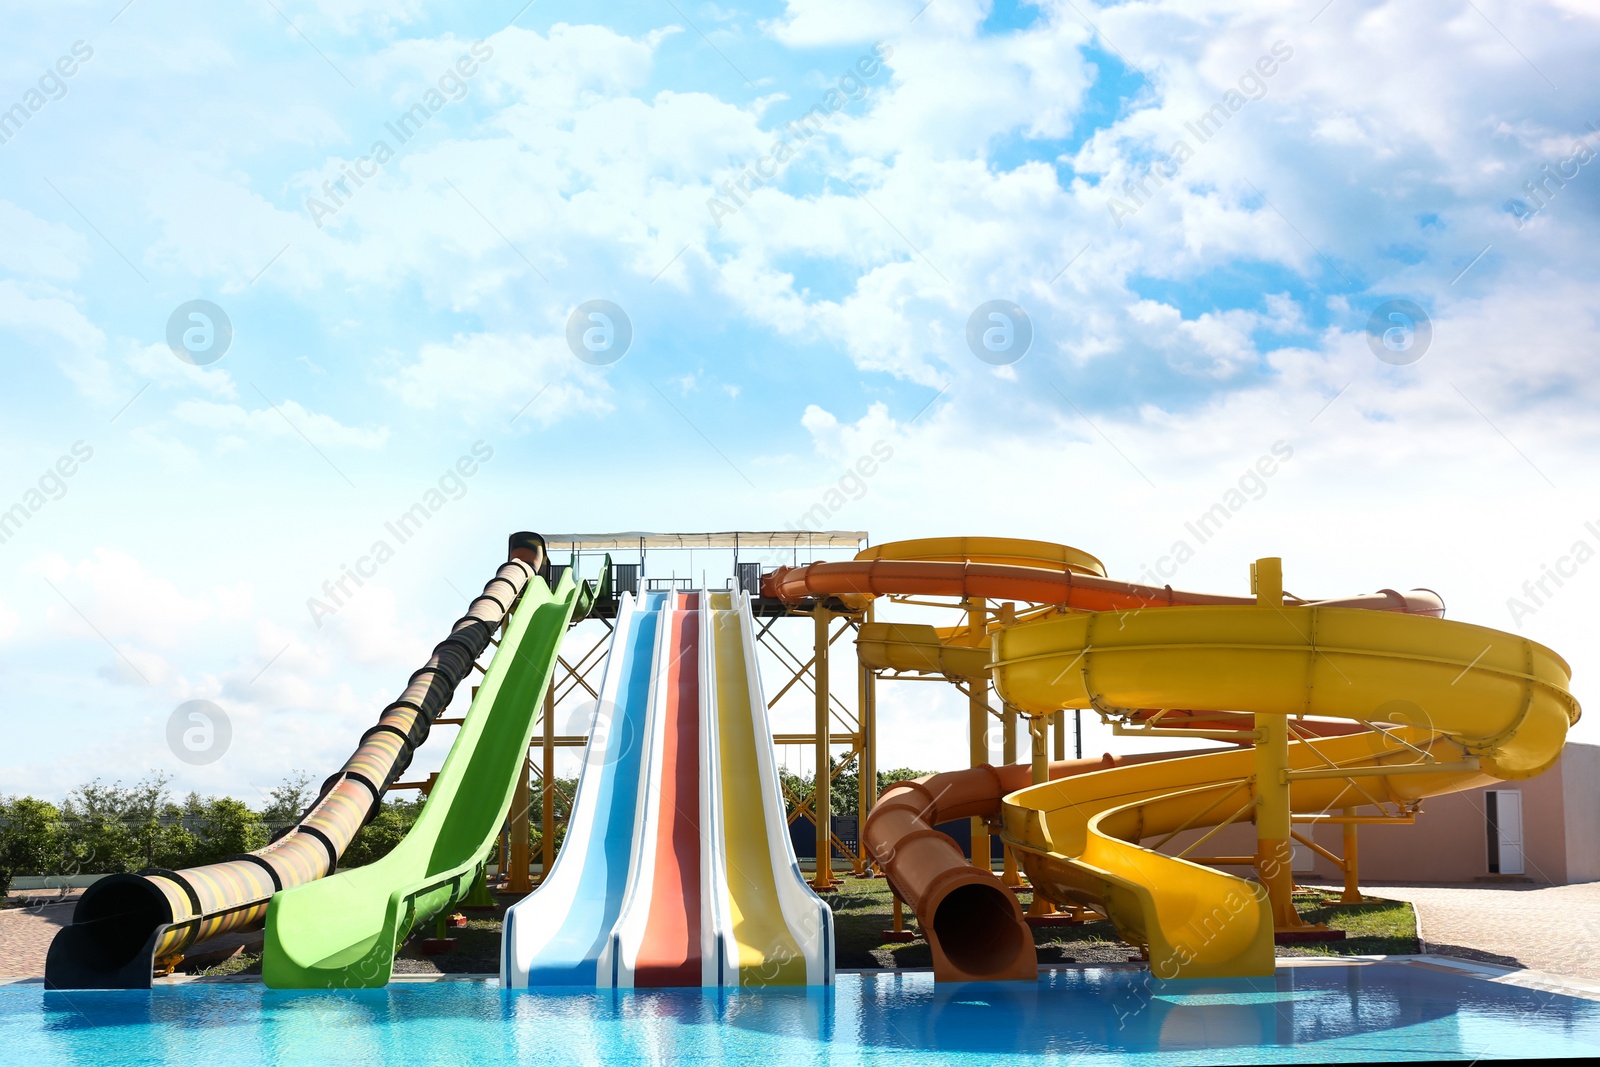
<box><xmin>827</xmin><ymin>875</ymin><xmax>1420</xmax><ymax>967</ymax></box>
<box><xmin>1279</xmin><ymin>886</ymin><xmax>1421</xmax><ymax>956</ymax></box>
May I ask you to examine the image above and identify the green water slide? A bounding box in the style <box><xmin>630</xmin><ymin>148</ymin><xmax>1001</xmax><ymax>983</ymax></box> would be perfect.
<box><xmin>262</xmin><ymin>569</ymin><xmax>580</xmax><ymax>988</ymax></box>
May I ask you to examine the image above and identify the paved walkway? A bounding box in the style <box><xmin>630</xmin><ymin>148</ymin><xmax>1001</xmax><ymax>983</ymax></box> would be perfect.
<box><xmin>0</xmin><ymin>896</ymin><xmax>78</xmax><ymax>978</ymax></box>
<box><xmin>1357</xmin><ymin>882</ymin><xmax>1600</xmax><ymax>980</ymax></box>
<box><xmin>1</xmin><ymin>892</ymin><xmax>259</xmax><ymax>979</ymax></box>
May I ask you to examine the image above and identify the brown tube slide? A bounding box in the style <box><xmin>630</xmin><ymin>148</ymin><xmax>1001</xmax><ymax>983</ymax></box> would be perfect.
<box><xmin>865</xmin><ymin>753</ymin><xmax>1186</xmax><ymax>982</ymax></box>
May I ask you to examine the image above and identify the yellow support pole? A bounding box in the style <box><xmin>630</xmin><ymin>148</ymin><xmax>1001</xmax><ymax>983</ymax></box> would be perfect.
<box><xmin>509</xmin><ymin>755</ymin><xmax>533</xmax><ymax>894</ymax></box>
<box><xmin>813</xmin><ymin>605</ymin><xmax>838</xmax><ymax>891</ymax></box>
<box><xmin>967</xmin><ymin>597</ymin><xmax>992</xmax><ymax>874</ymax></box>
<box><xmin>856</xmin><ymin>602</ymin><xmax>876</xmax><ymax>876</ymax></box>
<box><xmin>1025</xmin><ymin>714</ymin><xmax>1057</xmax><ymax>916</ymax></box>
<box><xmin>1251</xmin><ymin>557</ymin><xmax>1304</xmax><ymax>930</ymax></box>
<box><xmin>1341</xmin><ymin>806</ymin><xmax>1363</xmax><ymax>903</ymax></box>
<box><xmin>540</xmin><ymin>683</ymin><xmax>556</xmax><ymax>883</ymax></box>
<box><xmin>1000</xmin><ymin>701</ymin><xmax>1022</xmax><ymax>887</ymax></box>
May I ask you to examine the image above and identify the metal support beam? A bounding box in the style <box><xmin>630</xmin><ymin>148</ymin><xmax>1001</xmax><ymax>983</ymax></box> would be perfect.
<box><xmin>966</xmin><ymin>597</ymin><xmax>991</xmax><ymax>874</ymax></box>
<box><xmin>1025</xmin><ymin>714</ymin><xmax>1056</xmax><ymax>916</ymax></box>
<box><xmin>508</xmin><ymin>756</ymin><xmax>533</xmax><ymax>894</ymax></box>
<box><xmin>540</xmin><ymin>682</ymin><xmax>556</xmax><ymax>882</ymax></box>
<box><xmin>856</xmin><ymin>602</ymin><xmax>877</xmax><ymax>875</ymax></box>
<box><xmin>1341</xmin><ymin>806</ymin><xmax>1362</xmax><ymax>903</ymax></box>
<box><xmin>1285</xmin><ymin>759</ymin><xmax>1480</xmax><ymax>781</ymax></box>
<box><xmin>812</xmin><ymin>606</ymin><xmax>838</xmax><ymax>891</ymax></box>
<box><xmin>1000</xmin><ymin>701</ymin><xmax>1021</xmax><ymax>887</ymax></box>
<box><xmin>1250</xmin><ymin>557</ymin><xmax>1306</xmax><ymax>931</ymax></box>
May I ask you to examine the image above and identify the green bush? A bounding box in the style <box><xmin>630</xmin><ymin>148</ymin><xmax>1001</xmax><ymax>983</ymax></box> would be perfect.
<box><xmin>165</xmin><ymin>794</ymin><xmax>268</xmax><ymax>868</ymax></box>
<box><xmin>0</xmin><ymin>797</ymin><xmax>67</xmax><ymax>880</ymax></box>
<box><xmin>0</xmin><ymin>766</ymin><xmax>646</xmax><ymax>881</ymax></box>
<box><xmin>340</xmin><ymin>798</ymin><xmax>424</xmax><ymax>868</ymax></box>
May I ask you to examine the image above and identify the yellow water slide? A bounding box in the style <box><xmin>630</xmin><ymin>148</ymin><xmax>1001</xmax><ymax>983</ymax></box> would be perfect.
<box><xmin>992</xmin><ymin>574</ymin><xmax>1580</xmax><ymax>978</ymax></box>
<box><xmin>703</xmin><ymin>590</ymin><xmax>833</xmax><ymax>986</ymax></box>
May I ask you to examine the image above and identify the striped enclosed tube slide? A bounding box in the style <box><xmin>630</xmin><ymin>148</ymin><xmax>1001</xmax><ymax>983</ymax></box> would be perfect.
<box><xmin>46</xmin><ymin>548</ymin><xmax>541</xmax><ymax>990</ymax></box>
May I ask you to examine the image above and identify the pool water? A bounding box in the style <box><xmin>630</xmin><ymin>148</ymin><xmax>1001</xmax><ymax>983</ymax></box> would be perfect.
<box><xmin>5</xmin><ymin>963</ymin><xmax>1599</xmax><ymax>1065</ymax></box>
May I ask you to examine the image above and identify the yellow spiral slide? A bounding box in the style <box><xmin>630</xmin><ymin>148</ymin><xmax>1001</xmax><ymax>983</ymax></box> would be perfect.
<box><xmin>992</xmin><ymin>560</ymin><xmax>1580</xmax><ymax>978</ymax></box>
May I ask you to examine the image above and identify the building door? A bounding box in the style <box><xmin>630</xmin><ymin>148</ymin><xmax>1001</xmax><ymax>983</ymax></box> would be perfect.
<box><xmin>1486</xmin><ymin>790</ymin><xmax>1525</xmax><ymax>875</ymax></box>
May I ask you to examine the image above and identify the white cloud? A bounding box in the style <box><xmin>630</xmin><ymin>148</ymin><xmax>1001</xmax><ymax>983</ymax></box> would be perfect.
<box><xmin>125</xmin><ymin>342</ymin><xmax>239</xmax><ymax>399</ymax></box>
<box><xmin>0</xmin><ymin>280</ymin><xmax>113</xmax><ymax>402</ymax></box>
<box><xmin>387</xmin><ymin>330</ymin><xmax>614</xmax><ymax>426</ymax></box>
<box><xmin>145</xmin><ymin>173</ymin><xmax>312</xmax><ymax>289</ymax></box>
<box><xmin>34</xmin><ymin>548</ymin><xmax>214</xmax><ymax>651</ymax></box>
<box><xmin>172</xmin><ymin>397</ymin><xmax>390</xmax><ymax>449</ymax></box>
<box><xmin>0</xmin><ymin>200</ymin><xmax>90</xmax><ymax>280</ymax></box>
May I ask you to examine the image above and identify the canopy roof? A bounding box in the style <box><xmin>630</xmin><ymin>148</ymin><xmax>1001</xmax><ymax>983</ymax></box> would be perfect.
<box><xmin>542</xmin><ymin>531</ymin><xmax>867</xmax><ymax>551</ymax></box>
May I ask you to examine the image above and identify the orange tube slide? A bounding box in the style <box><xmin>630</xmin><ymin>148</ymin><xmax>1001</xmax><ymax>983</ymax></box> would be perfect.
<box><xmin>764</xmin><ymin>559</ymin><xmax>1445</xmax><ymax>617</ymax></box>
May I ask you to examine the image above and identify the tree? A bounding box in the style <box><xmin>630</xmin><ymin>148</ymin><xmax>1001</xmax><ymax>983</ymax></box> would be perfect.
<box><xmin>59</xmin><ymin>774</ymin><xmax>176</xmax><ymax>873</ymax></box>
<box><xmin>162</xmin><ymin>795</ymin><xmax>267</xmax><ymax>868</ymax></box>
<box><xmin>776</xmin><ymin>759</ymin><xmax>933</xmax><ymax>820</ymax></box>
<box><xmin>0</xmin><ymin>797</ymin><xmax>65</xmax><ymax>874</ymax></box>
<box><xmin>260</xmin><ymin>772</ymin><xmax>315</xmax><ymax>830</ymax></box>
<box><xmin>527</xmin><ymin>776</ymin><xmax>579</xmax><ymax>858</ymax></box>
<box><xmin>0</xmin><ymin>796</ymin><xmax>66</xmax><ymax>892</ymax></box>
<box><xmin>339</xmin><ymin>798</ymin><xmax>424</xmax><ymax>868</ymax></box>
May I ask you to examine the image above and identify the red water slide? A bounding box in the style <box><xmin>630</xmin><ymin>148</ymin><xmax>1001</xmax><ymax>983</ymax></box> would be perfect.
<box><xmin>631</xmin><ymin>592</ymin><xmax>703</xmax><ymax>986</ymax></box>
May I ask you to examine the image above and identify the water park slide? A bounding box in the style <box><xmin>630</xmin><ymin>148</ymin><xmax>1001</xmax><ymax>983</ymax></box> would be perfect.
<box><xmin>262</xmin><ymin>568</ymin><xmax>579</xmax><ymax>988</ymax></box>
<box><xmin>596</xmin><ymin>590</ymin><xmax>831</xmax><ymax>988</ymax></box>
<box><xmin>766</xmin><ymin>535</ymin><xmax>1572</xmax><ymax>981</ymax></box>
<box><xmin>501</xmin><ymin>590</ymin><xmax>664</xmax><ymax>987</ymax></box>
<box><xmin>704</xmin><ymin>589</ymin><xmax>832</xmax><ymax>986</ymax></box>
<box><xmin>603</xmin><ymin>591</ymin><xmax>707</xmax><ymax>987</ymax></box>
<box><xmin>993</xmin><ymin>602</ymin><xmax>1579</xmax><ymax>979</ymax></box>
<box><xmin>45</xmin><ymin>538</ymin><xmax>547</xmax><ymax>990</ymax></box>
<box><xmin>766</xmin><ymin>534</ymin><xmax>1445</xmax><ymax>618</ymax></box>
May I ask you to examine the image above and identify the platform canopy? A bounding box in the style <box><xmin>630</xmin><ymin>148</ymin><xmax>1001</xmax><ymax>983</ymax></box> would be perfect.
<box><xmin>541</xmin><ymin>531</ymin><xmax>867</xmax><ymax>551</ymax></box>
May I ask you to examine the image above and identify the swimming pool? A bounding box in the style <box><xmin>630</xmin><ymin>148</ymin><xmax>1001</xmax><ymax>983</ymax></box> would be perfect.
<box><xmin>6</xmin><ymin>961</ymin><xmax>1598</xmax><ymax>1065</ymax></box>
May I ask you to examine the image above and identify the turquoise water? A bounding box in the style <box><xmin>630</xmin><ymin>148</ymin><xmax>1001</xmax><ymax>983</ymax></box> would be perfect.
<box><xmin>5</xmin><ymin>964</ymin><xmax>1600</xmax><ymax>1065</ymax></box>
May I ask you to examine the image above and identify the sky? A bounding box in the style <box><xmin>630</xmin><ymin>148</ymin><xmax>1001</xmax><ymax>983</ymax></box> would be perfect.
<box><xmin>2</xmin><ymin>0</ymin><xmax>1598</xmax><ymax>804</ymax></box>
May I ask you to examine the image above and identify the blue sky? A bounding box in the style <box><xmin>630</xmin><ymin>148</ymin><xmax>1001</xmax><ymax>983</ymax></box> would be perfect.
<box><xmin>3</xmin><ymin>0</ymin><xmax>1598</xmax><ymax>798</ymax></box>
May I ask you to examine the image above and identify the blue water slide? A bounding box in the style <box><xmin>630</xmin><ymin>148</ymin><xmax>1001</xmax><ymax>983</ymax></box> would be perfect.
<box><xmin>501</xmin><ymin>590</ymin><xmax>664</xmax><ymax>986</ymax></box>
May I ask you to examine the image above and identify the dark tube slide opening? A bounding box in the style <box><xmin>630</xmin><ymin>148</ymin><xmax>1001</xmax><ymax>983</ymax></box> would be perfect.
<box><xmin>508</xmin><ymin>531</ymin><xmax>548</xmax><ymax>576</ymax></box>
<box><xmin>44</xmin><ymin>874</ymin><xmax>173</xmax><ymax>990</ymax></box>
<box><xmin>931</xmin><ymin>882</ymin><xmax>1026</xmax><ymax>979</ymax></box>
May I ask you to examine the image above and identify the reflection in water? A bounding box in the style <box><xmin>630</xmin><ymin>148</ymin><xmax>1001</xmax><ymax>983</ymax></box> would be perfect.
<box><xmin>260</xmin><ymin>988</ymin><xmax>388</xmax><ymax>1065</ymax></box>
<box><xmin>14</xmin><ymin>962</ymin><xmax>1600</xmax><ymax>1065</ymax></box>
